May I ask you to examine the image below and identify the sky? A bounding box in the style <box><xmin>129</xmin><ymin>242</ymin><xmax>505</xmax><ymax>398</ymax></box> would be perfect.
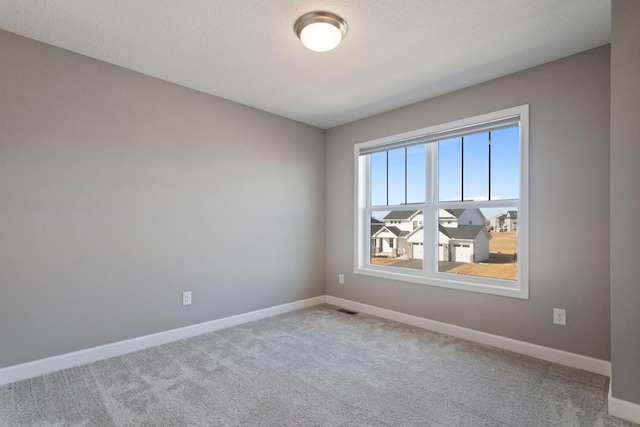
<box><xmin>370</xmin><ymin>125</ymin><xmax>519</xmax><ymax>209</ymax></box>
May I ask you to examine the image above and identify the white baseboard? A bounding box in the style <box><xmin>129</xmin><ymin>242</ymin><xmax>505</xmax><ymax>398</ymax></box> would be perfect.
<box><xmin>609</xmin><ymin>381</ymin><xmax>640</xmax><ymax>424</ymax></box>
<box><xmin>0</xmin><ymin>296</ymin><xmax>325</xmax><ymax>387</ymax></box>
<box><xmin>0</xmin><ymin>294</ymin><xmax>613</xmax><ymax>390</ymax></box>
<box><xmin>325</xmin><ymin>296</ymin><xmax>611</xmax><ymax>377</ymax></box>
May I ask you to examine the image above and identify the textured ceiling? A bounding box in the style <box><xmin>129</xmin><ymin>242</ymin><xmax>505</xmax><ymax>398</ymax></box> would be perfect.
<box><xmin>0</xmin><ymin>1</ymin><xmax>610</xmax><ymax>129</ymax></box>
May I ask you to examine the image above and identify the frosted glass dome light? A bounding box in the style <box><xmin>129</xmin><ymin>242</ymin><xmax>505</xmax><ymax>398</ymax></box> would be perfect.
<box><xmin>295</xmin><ymin>11</ymin><xmax>348</xmax><ymax>53</ymax></box>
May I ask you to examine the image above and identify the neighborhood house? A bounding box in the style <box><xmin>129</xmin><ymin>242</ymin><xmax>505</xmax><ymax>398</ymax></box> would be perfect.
<box><xmin>489</xmin><ymin>210</ymin><xmax>518</xmax><ymax>232</ymax></box>
<box><xmin>372</xmin><ymin>209</ymin><xmax>492</xmax><ymax>263</ymax></box>
<box><xmin>371</xmin><ymin>210</ymin><xmax>423</xmax><ymax>258</ymax></box>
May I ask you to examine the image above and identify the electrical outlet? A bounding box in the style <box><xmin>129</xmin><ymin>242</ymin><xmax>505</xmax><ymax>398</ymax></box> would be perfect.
<box><xmin>553</xmin><ymin>308</ymin><xmax>566</xmax><ymax>325</ymax></box>
<box><xmin>183</xmin><ymin>291</ymin><xmax>192</xmax><ymax>306</ymax></box>
<box><xmin>339</xmin><ymin>274</ymin><xmax>344</xmax><ymax>284</ymax></box>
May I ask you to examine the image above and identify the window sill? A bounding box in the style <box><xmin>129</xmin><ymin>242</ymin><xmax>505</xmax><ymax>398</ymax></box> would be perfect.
<box><xmin>354</xmin><ymin>265</ymin><xmax>529</xmax><ymax>299</ymax></box>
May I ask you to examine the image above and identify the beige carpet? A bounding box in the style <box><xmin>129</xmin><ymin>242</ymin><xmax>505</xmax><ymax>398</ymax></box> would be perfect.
<box><xmin>0</xmin><ymin>305</ymin><xmax>635</xmax><ymax>426</ymax></box>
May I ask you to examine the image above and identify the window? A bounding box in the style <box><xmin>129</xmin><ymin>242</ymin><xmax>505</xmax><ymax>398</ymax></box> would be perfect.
<box><xmin>355</xmin><ymin>106</ymin><xmax>529</xmax><ymax>298</ymax></box>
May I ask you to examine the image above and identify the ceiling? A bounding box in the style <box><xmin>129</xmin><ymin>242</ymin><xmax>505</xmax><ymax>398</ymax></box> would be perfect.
<box><xmin>0</xmin><ymin>1</ymin><xmax>610</xmax><ymax>129</ymax></box>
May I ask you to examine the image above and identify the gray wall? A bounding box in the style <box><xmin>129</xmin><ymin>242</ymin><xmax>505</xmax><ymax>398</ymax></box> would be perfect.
<box><xmin>326</xmin><ymin>46</ymin><xmax>611</xmax><ymax>360</ymax></box>
<box><xmin>610</xmin><ymin>0</ymin><xmax>640</xmax><ymax>404</ymax></box>
<box><xmin>0</xmin><ymin>30</ymin><xmax>325</xmax><ymax>368</ymax></box>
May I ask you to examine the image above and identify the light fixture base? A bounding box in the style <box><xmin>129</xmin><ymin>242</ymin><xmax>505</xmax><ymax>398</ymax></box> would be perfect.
<box><xmin>294</xmin><ymin>11</ymin><xmax>348</xmax><ymax>52</ymax></box>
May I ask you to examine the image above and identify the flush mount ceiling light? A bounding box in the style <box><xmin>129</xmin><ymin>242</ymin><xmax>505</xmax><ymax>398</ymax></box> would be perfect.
<box><xmin>294</xmin><ymin>11</ymin><xmax>348</xmax><ymax>52</ymax></box>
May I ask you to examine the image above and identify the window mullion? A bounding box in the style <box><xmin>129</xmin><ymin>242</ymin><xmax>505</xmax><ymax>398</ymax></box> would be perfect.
<box><xmin>386</xmin><ymin>151</ymin><xmax>389</xmax><ymax>206</ymax></box>
<box><xmin>404</xmin><ymin>147</ymin><xmax>408</xmax><ymax>205</ymax></box>
<box><xmin>423</xmin><ymin>143</ymin><xmax>437</xmax><ymax>277</ymax></box>
<box><xmin>488</xmin><ymin>131</ymin><xmax>492</xmax><ymax>201</ymax></box>
<box><xmin>461</xmin><ymin>136</ymin><xmax>464</xmax><ymax>202</ymax></box>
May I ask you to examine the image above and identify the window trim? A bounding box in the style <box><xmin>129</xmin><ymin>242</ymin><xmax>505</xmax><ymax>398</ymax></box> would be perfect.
<box><xmin>354</xmin><ymin>105</ymin><xmax>529</xmax><ymax>299</ymax></box>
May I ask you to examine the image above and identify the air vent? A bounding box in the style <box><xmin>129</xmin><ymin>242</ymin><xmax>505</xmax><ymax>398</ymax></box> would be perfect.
<box><xmin>336</xmin><ymin>308</ymin><xmax>358</xmax><ymax>315</ymax></box>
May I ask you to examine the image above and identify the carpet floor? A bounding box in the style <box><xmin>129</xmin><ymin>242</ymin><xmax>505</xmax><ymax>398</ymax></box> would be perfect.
<box><xmin>0</xmin><ymin>305</ymin><xmax>636</xmax><ymax>426</ymax></box>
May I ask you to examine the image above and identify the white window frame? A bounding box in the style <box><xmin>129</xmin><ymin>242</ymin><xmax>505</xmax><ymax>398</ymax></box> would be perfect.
<box><xmin>354</xmin><ymin>105</ymin><xmax>529</xmax><ymax>299</ymax></box>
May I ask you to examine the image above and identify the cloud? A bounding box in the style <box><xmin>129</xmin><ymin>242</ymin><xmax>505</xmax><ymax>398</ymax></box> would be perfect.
<box><xmin>471</xmin><ymin>195</ymin><xmax>503</xmax><ymax>201</ymax></box>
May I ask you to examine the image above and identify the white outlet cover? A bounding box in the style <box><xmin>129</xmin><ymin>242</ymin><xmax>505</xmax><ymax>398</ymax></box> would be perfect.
<box><xmin>183</xmin><ymin>291</ymin><xmax>192</xmax><ymax>306</ymax></box>
<box><xmin>553</xmin><ymin>308</ymin><xmax>566</xmax><ymax>325</ymax></box>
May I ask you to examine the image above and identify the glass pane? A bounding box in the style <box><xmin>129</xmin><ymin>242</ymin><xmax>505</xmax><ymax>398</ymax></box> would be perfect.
<box><xmin>490</xmin><ymin>126</ymin><xmax>520</xmax><ymax>200</ymax></box>
<box><xmin>370</xmin><ymin>152</ymin><xmax>387</xmax><ymax>206</ymax></box>
<box><xmin>406</xmin><ymin>144</ymin><xmax>426</xmax><ymax>203</ymax></box>
<box><xmin>437</xmin><ymin>207</ymin><xmax>517</xmax><ymax>281</ymax></box>
<box><xmin>463</xmin><ymin>132</ymin><xmax>489</xmax><ymax>201</ymax></box>
<box><xmin>370</xmin><ymin>210</ymin><xmax>423</xmax><ymax>270</ymax></box>
<box><xmin>387</xmin><ymin>148</ymin><xmax>406</xmax><ymax>205</ymax></box>
<box><xmin>438</xmin><ymin>137</ymin><xmax>462</xmax><ymax>201</ymax></box>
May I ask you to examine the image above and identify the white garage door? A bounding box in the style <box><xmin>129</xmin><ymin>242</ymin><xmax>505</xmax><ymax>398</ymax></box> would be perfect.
<box><xmin>452</xmin><ymin>244</ymin><xmax>472</xmax><ymax>262</ymax></box>
<box><xmin>412</xmin><ymin>243</ymin><xmax>423</xmax><ymax>260</ymax></box>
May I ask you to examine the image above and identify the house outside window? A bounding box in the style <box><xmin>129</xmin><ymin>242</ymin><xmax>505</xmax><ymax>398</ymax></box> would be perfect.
<box><xmin>355</xmin><ymin>106</ymin><xmax>529</xmax><ymax>298</ymax></box>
